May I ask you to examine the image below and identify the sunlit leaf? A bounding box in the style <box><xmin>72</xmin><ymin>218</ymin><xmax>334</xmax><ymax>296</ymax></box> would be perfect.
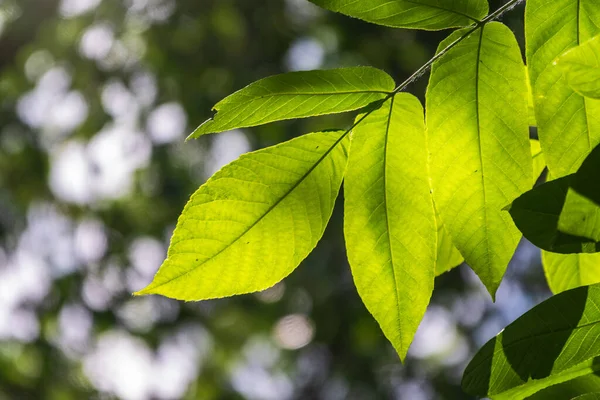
<box><xmin>434</xmin><ymin>211</ymin><xmax>464</xmax><ymax>276</ymax></box>
<box><xmin>508</xmin><ymin>176</ymin><xmax>600</xmax><ymax>254</ymax></box>
<box><xmin>508</xmin><ymin>144</ymin><xmax>600</xmax><ymax>254</ymax></box>
<box><xmin>525</xmin><ymin>67</ymin><xmax>537</xmax><ymax>127</ymax></box>
<box><xmin>136</xmin><ymin>130</ymin><xmax>349</xmax><ymax>299</ymax></box>
<box><xmin>188</xmin><ymin>67</ymin><xmax>394</xmax><ymax>138</ymax></box>
<box><xmin>558</xmin><ymin>189</ymin><xmax>600</xmax><ymax>241</ymax></box>
<box><xmin>531</xmin><ymin>139</ymin><xmax>545</xmax><ymax>183</ymax></box>
<box><xmin>542</xmin><ymin>251</ymin><xmax>600</xmax><ymax>294</ymax></box>
<box><xmin>426</xmin><ymin>22</ymin><xmax>532</xmax><ymax>297</ymax></box>
<box><xmin>526</xmin><ymin>0</ymin><xmax>600</xmax><ymax>177</ymax></box>
<box><xmin>494</xmin><ymin>358</ymin><xmax>600</xmax><ymax>400</ymax></box>
<box><xmin>462</xmin><ymin>284</ymin><xmax>600</xmax><ymax>398</ymax></box>
<box><xmin>557</xmin><ymin>35</ymin><xmax>600</xmax><ymax>99</ymax></box>
<box><xmin>344</xmin><ymin>93</ymin><xmax>436</xmax><ymax>361</ymax></box>
<box><xmin>309</xmin><ymin>0</ymin><xmax>488</xmax><ymax>30</ymax></box>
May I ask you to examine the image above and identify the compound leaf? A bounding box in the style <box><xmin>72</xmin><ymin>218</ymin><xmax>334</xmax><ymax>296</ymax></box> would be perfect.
<box><xmin>557</xmin><ymin>35</ymin><xmax>600</xmax><ymax>99</ymax></box>
<box><xmin>136</xmin><ymin>130</ymin><xmax>349</xmax><ymax>300</ymax></box>
<box><xmin>344</xmin><ymin>93</ymin><xmax>436</xmax><ymax>361</ymax></box>
<box><xmin>526</xmin><ymin>0</ymin><xmax>600</xmax><ymax>177</ymax></box>
<box><xmin>189</xmin><ymin>67</ymin><xmax>394</xmax><ymax>138</ymax></box>
<box><xmin>426</xmin><ymin>22</ymin><xmax>532</xmax><ymax>297</ymax></box>
<box><xmin>309</xmin><ymin>0</ymin><xmax>488</xmax><ymax>30</ymax></box>
<box><xmin>462</xmin><ymin>284</ymin><xmax>600</xmax><ymax>398</ymax></box>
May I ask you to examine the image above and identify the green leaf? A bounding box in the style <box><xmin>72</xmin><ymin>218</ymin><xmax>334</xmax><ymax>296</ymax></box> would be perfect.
<box><xmin>309</xmin><ymin>0</ymin><xmax>488</xmax><ymax>30</ymax></box>
<box><xmin>557</xmin><ymin>35</ymin><xmax>600</xmax><ymax>99</ymax></box>
<box><xmin>434</xmin><ymin>211</ymin><xmax>464</xmax><ymax>276</ymax></box>
<box><xmin>344</xmin><ymin>93</ymin><xmax>436</xmax><ymax>361</ymax></box>
<box><xmin>531</xmin><ymin>139</ymin><xmax>546</xmax><ymax>183</ymax></box>
<box><xmin>526</xmin><ymin>0</ymin><xmax>600</xmax><ymax>177</ymax></box>
<box><xmin>488</xmin><ymin>358</ymin><xmax>600</xmax><ymax>400</ymax></box>
<box><xmin>492</xmin><ymin>358</ymin><xmax>600</xmax><ymax>400</ymax></box>
<box><xmin>572</xmin><ymin>393</ymin><xmax>600</xmax><ymax>400</ymax></box>
<box><xmin>508</xmin><ymin>175</ymin><xmax>600</xmax><ymax>254</ymax></box>
<box><xmin>135</xmin><ymin>130</ymin><xmax>349</xmax><ymax>300</ymax></box>
<box><xmin>571</xmin><ymin>141</ymin><xmax>600</xmax><ymax>207</ymax></box>
<box><xmin>526</xmin><ymin>67</ymin><xmax>537</xmax><ymax>127</ymax></box>
<box><xmin>542</xmin><ymin>251</ymin><xmax>600</xmax><ymax>294</ymax></box>
<box><xmin>188</xmin><ymin>67</ymin><xmax>394</xmax><ymax>138</ymax></box>
<box><xmin>508</xmin><ymin>144</ymin><xmax>600</xmax><ymax>254</ymax></box>
<box><xmin>462</xmin><ymin>284</ymin><xmax>600</xmax><ymax>398</ymax></box>
<box><xmin>558</xmin><ymin>189</ymin><xmax>600</xmax><ymax>241</ymax></box>
<box><xmin>426</xmin><ymin>22</ymin><xmax>532</xmax><ymax>297</ymax></box>
<box><xmin>530</xmin><ymin>374</ymin><xmax>600</xmax><ymax>400</ymax></box>
<box><xmin>432</xmin><ymin>142</ymin><xmax>547</xmax><ymax>278</ymax></box>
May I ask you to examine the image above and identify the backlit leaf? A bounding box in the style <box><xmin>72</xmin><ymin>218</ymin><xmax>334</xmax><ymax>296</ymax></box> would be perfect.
<box><xmin>136</xmin><ymin>130</ymin><xmax>349</xmax><ymax>300</ymax></box>
<box><xmin>434</xmin><ymin>211</ymin><xmax>464</xmax><ymax>276</ymax></box>
<box><xmin>542</xmin><ymin>251</ymin><xmax>600</xmax><ymax>294</ymax></box>
<box><xmin>558</xmin><ymin>189</ymin><xmax>600</xmax><ymax>241</ymax></box>
<box><xmin>526</xmin><ymin>0</ymin><xmax>600</xmax><ymax>177</ymax></box>
<box><xmin>462</xmin><ymin>284</ymin><xmax>600</xmax><ymax>398</ymax></box>
<box><xmin>557</xmin><ymin>35</ymin><xmax>600</xmax><ymax>99</ymax></box>
<box><xmin>531</xmin><ymin>139</ymin><xmax>546</xmax><ymax>183</ymax></box>
<box><xmin>426</xmin><ymin>22</ymin><xmax>532</xmax><ymax>297</ymax></box>
<box><xmin>508</xmin><ymin>144</ymin><xmax>600</xmax><ymax>254</ymax></box>
<box><xmin>189</xmin><ymin>67</ymin><xmax>394</xmax><ymax>138</ymax></box>
<box><xmin>309</xmin><ymin>0</ymin><xmax>488</xmax><ymax>30</ymax></box>
<box><xmin>526</xmin><ymin>67</ymin><xmax>537</xmax><ymax>127</ymax></box>
<box><xmin>344</xmin><ymin>93</ymin><xmax>436</xmax><ymax>361</ymax></box>
<box><xmin>493</xmin><ymin>358</ymin><xmax>600</xmax><ymax>400</ymax></box>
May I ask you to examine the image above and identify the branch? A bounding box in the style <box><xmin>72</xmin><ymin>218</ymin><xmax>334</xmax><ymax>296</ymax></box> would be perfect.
<box><xmin>337</xmin><ymin>0</ymin><xmax>526</xmax><ymax>139</ymax></box>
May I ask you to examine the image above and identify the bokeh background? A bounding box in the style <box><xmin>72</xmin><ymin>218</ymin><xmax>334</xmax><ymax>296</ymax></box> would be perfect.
<box><xmin>0</xmin><ymin>0</ymin><xmax>551</xmax><ymax>399</ymax></box>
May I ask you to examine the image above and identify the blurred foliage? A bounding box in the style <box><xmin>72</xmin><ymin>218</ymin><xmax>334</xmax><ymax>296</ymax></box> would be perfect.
<box><xmin>0</xmin><ymin>0</ymin><xmax>549</xmax><ymax>399</ymax></box>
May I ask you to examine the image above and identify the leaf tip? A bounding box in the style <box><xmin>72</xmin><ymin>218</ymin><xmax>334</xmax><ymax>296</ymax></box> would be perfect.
<box><xmin>133</xmin><ymin>281</ymin><xmax>161</xmax><ymax>297</ymax></box>
<box><xmin>132</xmin><ymin>287</ymin><xmax>152</xmax><ymax>297</ymax></box>
<box><xmin>187</xmin><ymin>117</ymin><xmax>216</xmax><ymax>140</ymax></box>
<box><xmin>485</xmin><ymin>283</ymin><xmax>500</xmax><ymax>302</ymax></box>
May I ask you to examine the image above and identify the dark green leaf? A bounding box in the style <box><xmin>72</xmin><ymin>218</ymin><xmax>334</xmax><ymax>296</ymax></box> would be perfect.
<box><xmin>462</xmin><ymin>284</ymin><xmax>600</xmax><ymax>398</ymax></box>
<box><xmin>508</xmin><ymin>144</ymin><xmax>600</xmax><ymax>254</ymax></box>
<box><xmin>571</xmin><ymin>393</ymin><xmax>600</xmax><ymax>400</ymax></box>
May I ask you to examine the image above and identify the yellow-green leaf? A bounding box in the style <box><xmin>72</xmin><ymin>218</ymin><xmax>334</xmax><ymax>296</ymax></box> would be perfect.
<box><xmin>309</xmin><ymin>0</ymin><xmax>488</xmax><ymax>30</ymax></box>
<box><xmin>344</xmin><ymin>93</ymin><xmax>436</xmax><ymax>361</ymax></box>
<box><xmin>531</xmin><ymin>139</ymin><xmax>546</xmax><ymax>183</ymax></box>
<box><xmin>557</xmin><ymin>35</ymin><xmax>600</xmax><ymax>99</ymax></box>
<box><xmin>434</xmin><ymin>211</ymin><xmax>463</xmax><ymax>276</ymax></box>
<box><xmin>543</xmin><ymin>251</ymin><xmax>600</xmax><ymax>294</ymax></box>
<box><xmin>189</xmin><ymin>67</ymin><xmax>394</xmax><ymax>138</ymax></box>
<box><xmin>426</xmin><ymin>22</ymin><xmax>532</xmax><ymax>297</ymax></box>
<box><xmin>526</xmin><ymin>0</ymin><xmax>600</xmax><ymax>177</ymax></box>
<box><xmin>508</xmin><ymin>145</ymin><xmax>600</xmax><ymax>254</ymax></box>
<box><xmin>136</xmin><ymin>130</ymin><xmax>349</xmax><ymax>300</ymax></box>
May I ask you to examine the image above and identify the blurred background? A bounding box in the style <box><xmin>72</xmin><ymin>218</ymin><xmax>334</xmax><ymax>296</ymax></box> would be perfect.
<box><xmin>0</xmin><ymin>0</ymin><xmax>551</xmax><ymax>399</ymax></box>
